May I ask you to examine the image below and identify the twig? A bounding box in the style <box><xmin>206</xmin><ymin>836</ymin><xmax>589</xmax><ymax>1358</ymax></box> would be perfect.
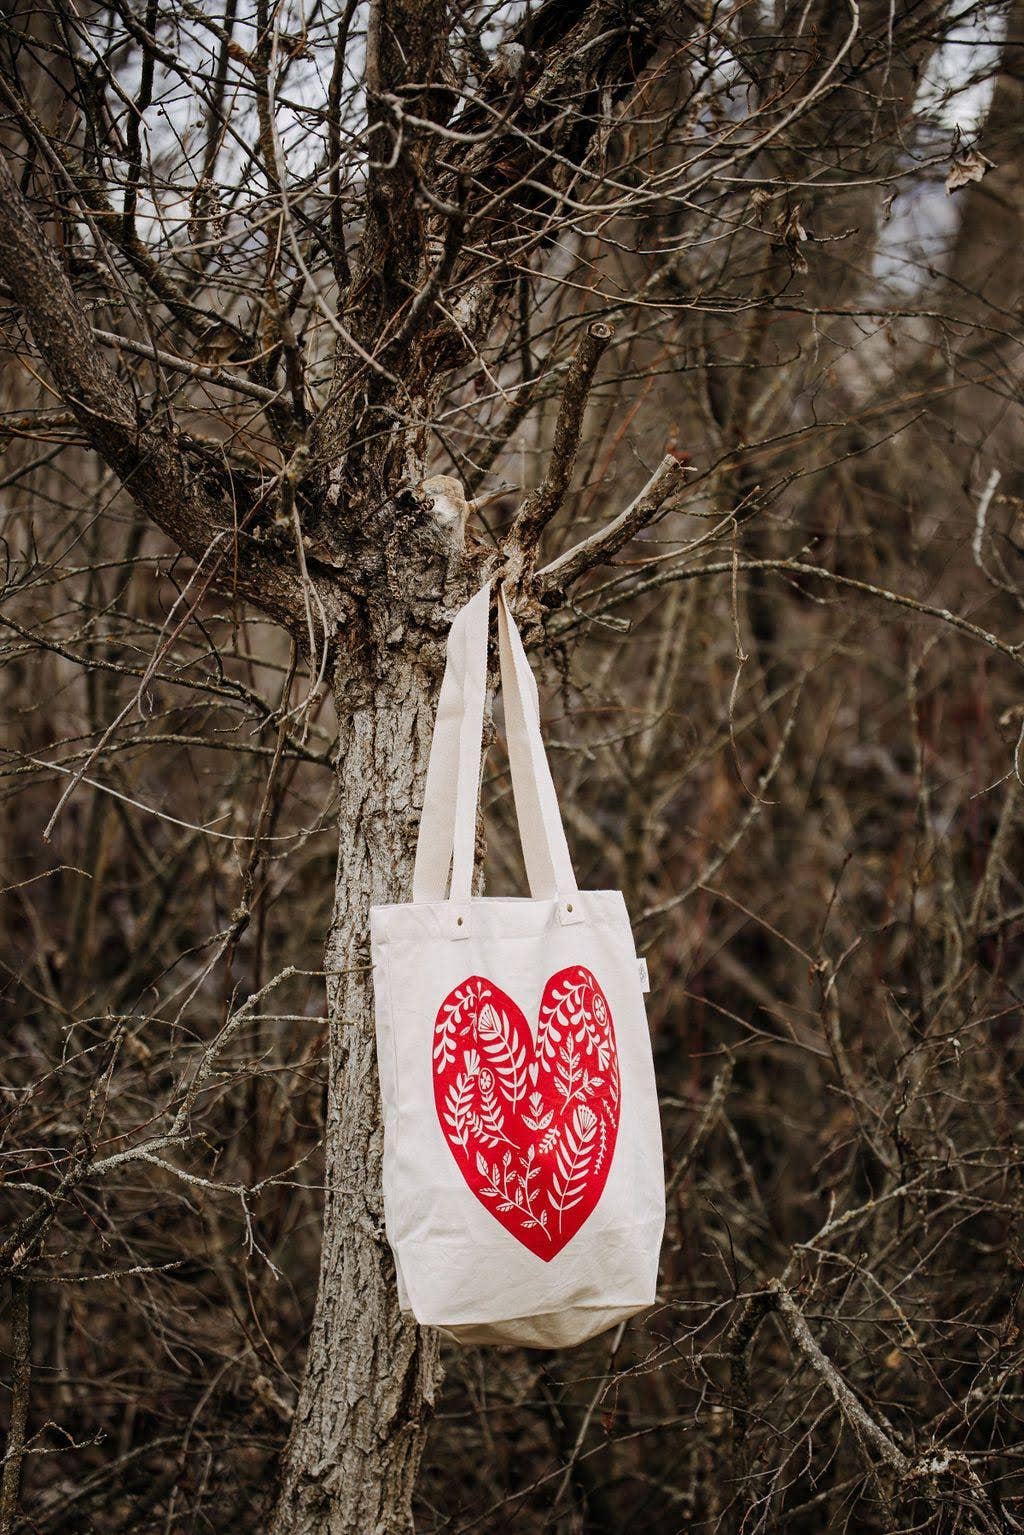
<box><xmin>566</xmin><ymin>556</ymin><xmax>1024</xmax><ymax>669</ymax></box>
<box><xmin>639</xmin><ymin>675</ymin><xmax>805</xmax><ymax>922</ymax></box>
<box><xmin>666</xmin><ymin>1058</ymin><xmax>734</xmax><ymax>1196</ymax></box>
<box><xmin>91</xmin><ymin>329</ymin><xmax>281</xmax><ymax>405</ymax></box>
<box><xmin>971</xmin><ymin>468</ymin><xmax>1001</xmax><ymax>567</ymax></box>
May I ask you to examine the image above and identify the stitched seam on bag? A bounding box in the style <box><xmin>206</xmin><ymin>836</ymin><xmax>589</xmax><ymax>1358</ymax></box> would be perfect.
<box><xmin>372</xmin><ymin>890</ymin><xmax>623</xmax><ymax>913</ymax></box>
<box><xmin>380</xmin><ymin>936</ymin><xmax>404</xmax><ymax>1215</ymax></box>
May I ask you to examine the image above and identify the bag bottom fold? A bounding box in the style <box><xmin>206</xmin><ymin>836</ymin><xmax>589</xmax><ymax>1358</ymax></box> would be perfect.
<box><xmin>402</xmin><ymin>1299</ymin><xmax>648</xmax><ymax>1349</ymax></box>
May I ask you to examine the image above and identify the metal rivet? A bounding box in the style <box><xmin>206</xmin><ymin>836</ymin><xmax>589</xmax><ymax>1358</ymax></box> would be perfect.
<box><xmin>566</xmin><ymin>903</ymin><xmax>573</xmax><ymax>913</ymax></box>
<box><xmin>456</xmin><ymin>916</ymin><xmax>463</xmax><ymax>926</ymax></box>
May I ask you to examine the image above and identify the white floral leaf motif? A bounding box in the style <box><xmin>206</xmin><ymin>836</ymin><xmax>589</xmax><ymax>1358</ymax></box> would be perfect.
<box><xmin>594</xmin><ymin>1113</ymin><xmax>608</xmax><ymax>1172</ymax></box>
<box><xmin>553</xmin><ymin>1030</ymin><xmax>582</xmax><ymax>1105</ymax></box>
<box><xmin>470</xmin><ymin>1067</ymin><xmax>514</xmax><ymax>1147</ymax></box>
<box><xmin>442</xmin><ymin>1071</ymin><xmax>475</xmax><ymax>1149</ymax></box>
<box><xmin>433</xmin><ymin>1007</ymin><xmax>458</xmax><ymax>1069</ymax></box>
<box><xmin>476</xmin><ymin>1003</ymin><xmax>527</xmax><ymax>1107</ymax></box>
<box><xmin>434</xmin><ymin>980</ymin><xmax>490</xmax><ymax>1068</ymax></box>
<box><xmin>522</xmin><ymin>1088</ymin><xmax>553</xmax><ymax>1133</ymax></box>
<box><xmin>548</xmin><ymin>1105</ymin><xmax>597</xmax><ymax>1225</ymax></box>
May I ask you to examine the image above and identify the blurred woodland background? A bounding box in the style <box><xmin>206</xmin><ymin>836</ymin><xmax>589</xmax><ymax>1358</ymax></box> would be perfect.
<box><xmin>1</xmin><ymin>0</ymin><xmax>1024</xmax><ymax>1531</ymax></box>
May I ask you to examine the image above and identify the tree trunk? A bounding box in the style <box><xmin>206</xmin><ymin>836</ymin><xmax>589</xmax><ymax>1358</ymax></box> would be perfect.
<box><xmin>271</xmin><ymin>606</ymin><xmax>455</xmax><ymax>1535</ymax></box>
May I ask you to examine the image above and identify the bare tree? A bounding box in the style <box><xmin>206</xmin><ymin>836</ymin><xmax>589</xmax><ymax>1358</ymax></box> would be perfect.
<box><xmin>2</xmin><ymin>2</ymin><xmax>1023</xmax><ymax>1532</ymax></box>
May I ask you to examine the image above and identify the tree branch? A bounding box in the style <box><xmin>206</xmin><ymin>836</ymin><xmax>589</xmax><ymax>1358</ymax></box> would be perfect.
<box><xmin>0</xmin><ymin>1279</ymin><xmax>31</xmax><ymax>1535</ymax></box>
<box><xmin>0</xmin><ymin>152</ymin><xmax>306</xmax><ymax>630</ymax></box>
<box><xmin>770</xmin><ymin>1279</ymin><xmax>910</xmax><ymax>1476</ymax></box>
<box><xmin>554</xmin><ymin>556</ymin><xmax>1024</xmax><ymax>670</ymax></box>
<box><xmin>510</xmin><ymin>319</ymin><xmax>613</xmax><ymax>557</ymax></box>
<box><xmin>90</xmin><ymin>330</ymin><xmax>283</xmax><ymax>405</ymax></box>
<box><xmin>537</xmin><ymin>452</ymin><xmax>691</xmax><ymax>593</ymax></box>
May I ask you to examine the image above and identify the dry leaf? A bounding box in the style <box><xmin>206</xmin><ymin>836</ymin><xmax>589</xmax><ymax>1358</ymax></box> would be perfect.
<box><xmin>775</xmin><ymin>203</ymin><xmax>809</xmax><ymax>273</ymax></box>
<box><xmin>946</xmin><ymin>147</ymin><xmax>996</xmax><ymax>194</ymax></box>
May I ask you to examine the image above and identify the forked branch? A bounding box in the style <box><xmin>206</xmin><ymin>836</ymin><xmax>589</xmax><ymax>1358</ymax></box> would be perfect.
<box><xmin>538</xmin><ymin>454</ymin><xmax>692</xmax><ymax>594</ymax></box>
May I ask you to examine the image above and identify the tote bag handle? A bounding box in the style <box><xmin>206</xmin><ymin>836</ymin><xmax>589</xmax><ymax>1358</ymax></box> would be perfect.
<box><xmin>412</xmin><ymin>583</ymin><xmax>578</xmax><ymax>919</ymax></box>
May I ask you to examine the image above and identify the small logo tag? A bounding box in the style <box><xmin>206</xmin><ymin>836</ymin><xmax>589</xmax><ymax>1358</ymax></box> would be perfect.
<box><xmin>637</xmin><ymin>956</ymin><xmax>650</xmax><ymax>992</ymax></box>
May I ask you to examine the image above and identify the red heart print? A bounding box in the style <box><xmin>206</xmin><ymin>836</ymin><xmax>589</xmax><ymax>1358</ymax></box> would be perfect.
<box><xmin>433</xmin><ymin>969</ymin><xmax>620</xmax><ymax>1259</ymax></box>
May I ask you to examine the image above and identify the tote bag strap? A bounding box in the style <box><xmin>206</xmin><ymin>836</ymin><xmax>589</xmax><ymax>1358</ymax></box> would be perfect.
<box><xmin>412</xmin><ymin>582</ymin><xmax>579</xmax><ymax>921</ymax></box>
<box><xmin>412</xmin><ymin>582</ymin><xmax>490</xmax><ymax>907</ymax></box>
<box><xmin>496</xmin><ymin>587</ymin><xmax>577</xmax><ymax>903</ymax></box>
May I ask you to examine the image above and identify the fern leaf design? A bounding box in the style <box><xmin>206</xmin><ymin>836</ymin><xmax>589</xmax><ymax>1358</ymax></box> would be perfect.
<box><xmin>469</xmin><ymin>1070</ymin><xmax>514</xmax><ymax>1147</ymax></box>
<box><xmin>476</xmin><ymin>1004</ymin><xmax>526</xmax><ymax>1107</ymax></box>
<box><xmin>548</xmin><ymin>1105</ymin><xmax>597</xmax><ymax>1226</ymax></box>
<box><xmin>553</xmin><ymin>1030</ymin><xmax>581</xmax><ymax>1104</ymax></box>
<box><xmin>442</xmin><ymin>1071</ymin><xmax>475</xmax><ymax>1149</ymax></box>
<box><xmin>433</xmin><ymin>1006</ymin><xmax>458</xmax><ymax>1069</ymax></box>
<box><xmin>434</xmin><ymin>979</ymin><xmax>491</xmax><ymax>1068</ymax></box>
<box><xmin>536</xmin><ymin>994</ymin><xmax>563</xmax><ymax>1063</ymax></box>
<box><xmin>594</xmin><ymin>1112</ymin><xmax>608</xmax><ymax>1172</ymax></box>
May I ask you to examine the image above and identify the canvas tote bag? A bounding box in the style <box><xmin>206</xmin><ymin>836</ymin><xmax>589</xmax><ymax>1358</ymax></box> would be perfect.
<box><xmin>370</xmin><ymin>583</ymin><xmax>665</xmax><ymax>1348</ymax></box>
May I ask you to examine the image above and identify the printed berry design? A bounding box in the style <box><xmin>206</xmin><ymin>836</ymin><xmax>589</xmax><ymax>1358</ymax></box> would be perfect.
<box><xmin>433</xmin><ymin>969</ymin><xmax>620</xmax><ymax>1259</ymax></box>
